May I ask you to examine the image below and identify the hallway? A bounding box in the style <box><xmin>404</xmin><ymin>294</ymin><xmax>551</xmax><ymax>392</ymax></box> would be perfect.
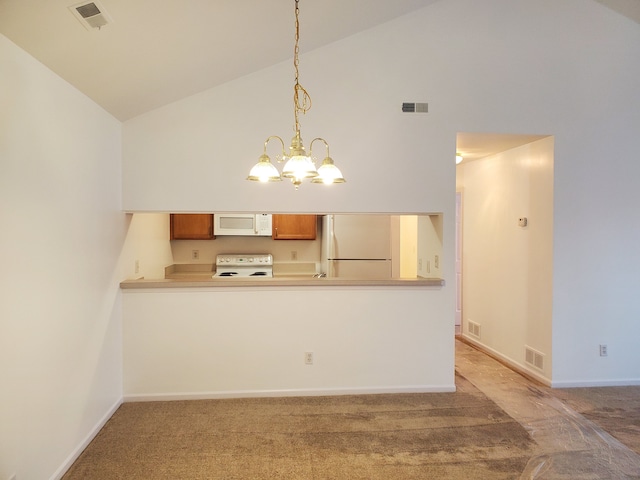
<box><xmin>455</xmin><ymin>340</ymin><xmax>640</xmax><ymax>478</ymax></box>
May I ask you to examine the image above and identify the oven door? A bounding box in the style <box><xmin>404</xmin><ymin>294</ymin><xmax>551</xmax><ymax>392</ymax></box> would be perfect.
<box><xmin>214</xmin><ymin>214</ymin><xmax>272</xmax><ymax>236</ymax></box>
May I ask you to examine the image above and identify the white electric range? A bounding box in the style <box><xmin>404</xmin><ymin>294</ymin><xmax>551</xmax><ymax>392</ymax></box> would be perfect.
<box><xmin>212</xmin><ymin>254</ymin><xmax>273</xmax><ymax>278</ymax></box>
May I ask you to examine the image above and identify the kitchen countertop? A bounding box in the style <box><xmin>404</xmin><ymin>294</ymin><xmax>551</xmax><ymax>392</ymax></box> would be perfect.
<box><xmin>120</xmin><ymin>263</ymin><xmax>444</xmax><ymax>289</ymax></box>
<box><xmin>120</xmin><ymin>276</ymin><xmax>444</xmax><ymax>289</ymax></box>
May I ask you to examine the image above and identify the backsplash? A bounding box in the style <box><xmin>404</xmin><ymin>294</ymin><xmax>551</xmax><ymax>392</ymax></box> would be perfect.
<box><xmin>171</xmin><ymin>235</ymin><xmax>322</xmax><ymax>266</ymax></box>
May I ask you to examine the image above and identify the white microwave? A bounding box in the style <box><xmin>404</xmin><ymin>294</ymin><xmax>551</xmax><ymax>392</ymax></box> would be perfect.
<box><xmin>214</xmin><ymin>213</ymin><xmax>272</xmax><ymax>236</ymax></box>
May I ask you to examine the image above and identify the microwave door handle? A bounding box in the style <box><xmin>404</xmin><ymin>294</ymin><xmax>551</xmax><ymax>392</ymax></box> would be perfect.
<box><xmin>254</xmin><ymin>215</ymin><xmax>258</xmax><ymax>234</ymax></box>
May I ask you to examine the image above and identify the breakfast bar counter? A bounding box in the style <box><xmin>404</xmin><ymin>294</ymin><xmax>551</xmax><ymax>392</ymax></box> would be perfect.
<box><xmin>120</xmin><ymin>261</ymin><xmax>444</xmax><ymax>288</ymax></box>
<box><xmin>120</xmin><ymin>276</ymin><xmax>445</xmax><ymax>289</ymax></box>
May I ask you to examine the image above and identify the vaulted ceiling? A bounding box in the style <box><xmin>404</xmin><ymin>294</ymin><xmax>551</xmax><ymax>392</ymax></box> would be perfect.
<box><xmin>0</xmin><ymin>0</ymin><xmax>442</xmax><ymax>120</ymax></box>
<box><xmin>2</xmin><ymin>0</ymin><xmax>637</xmax><ymax>122</ymax></box>
<box><xmin>1</xmin><ymin>0</ymin><xmax>638</xmax><ymax>162</ymax></box>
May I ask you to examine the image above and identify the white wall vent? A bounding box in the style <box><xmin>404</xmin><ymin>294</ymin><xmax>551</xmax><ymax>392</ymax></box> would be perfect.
<box><xmin>402</xmin><ymin>102</ymin><xmax>428</xmax><ymax>113</ymax></box>
<box><xmin>69</xmin><ymin>1</ymin><xmax>113</xmax><ymax>31</ymax></box>
<box><xmin>525</xmin><ymin>346</ymin><xmax>545</xmax><ymax>370</ymax></box>
<box><xmin>467</xmin><ymin>320</ymin><xmax>481</xmax><ymax>338</ymax></box>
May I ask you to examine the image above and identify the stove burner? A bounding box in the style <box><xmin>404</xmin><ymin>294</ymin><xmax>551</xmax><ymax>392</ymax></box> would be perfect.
<box><xmin>218</xmin><ymin>272</ymin><xmax>238</xmax><ymax>277</ymax></box>
<box><xmin>250</xmin><ymin>271</ymin><xmax>267</xmax><ymax>276</ymax></box>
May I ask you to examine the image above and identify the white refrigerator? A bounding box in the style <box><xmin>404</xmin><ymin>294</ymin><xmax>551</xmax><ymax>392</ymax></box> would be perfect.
<box><xmin>321</xmin><ymin>215</ymin><xmax>392</xmax><ymax>279</ymax></box>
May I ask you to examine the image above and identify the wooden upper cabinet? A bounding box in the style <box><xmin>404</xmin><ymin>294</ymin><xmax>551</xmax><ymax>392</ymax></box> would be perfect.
<box><xmin>272</xmin><ymin>214</ymin><xmax>317</xmax><ymax>240</ymax></box>
<box><xmin>170</xmin><ymin>214</ymin><xmax>215</xmax><ymax>240</ymax></box>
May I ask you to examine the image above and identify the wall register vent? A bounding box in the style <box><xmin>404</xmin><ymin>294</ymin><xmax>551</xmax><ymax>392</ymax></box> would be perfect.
<box><xmin>525</xmin><ymin>346</ymin><xmax>545</xmax><ymax>370</ymax></box>
<box><xmin>467</xmin><ymin>320</ymin><xmax>481</xmax><ymax>339</ymax></box>
<box><xmin>69</xmin><ymin>1</ymin><xmax>112</xmax><ymax>30</ymax></box>
<box><xmin>402</xmin><ymin>102</ymin><xmax>428</xmax><ymax>113</ymax></box>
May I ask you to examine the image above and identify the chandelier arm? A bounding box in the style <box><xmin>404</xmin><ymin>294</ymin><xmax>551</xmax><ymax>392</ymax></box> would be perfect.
<box><xmin>309</xmin><ymin>137</ymin><xmax>330</xmax><ymax>158</ymax></box>
<box><xmin>263</xmin><ymin>135</ymin><xmax>287</xmax><ymax>160</ymax></box>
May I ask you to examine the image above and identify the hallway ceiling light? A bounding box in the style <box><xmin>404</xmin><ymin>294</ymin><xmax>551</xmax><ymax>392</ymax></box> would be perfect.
<box><xmin>247</xmin><ymin>0</ymin><xmax>345</xmax><ymax>190</ymax></box>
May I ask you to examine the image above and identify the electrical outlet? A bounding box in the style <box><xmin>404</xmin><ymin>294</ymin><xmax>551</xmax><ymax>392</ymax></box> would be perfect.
<box><xmin>291</xmin><ymin>251</ymin><xmax>298</xmax><ymax>261</ymax></box>
<box><xmin>434</xmin><ymin>255</ymin><xmax>439</xmax><ymax>269</ymax></box>
<box><xmin>418</xmin><ymin>258</ymin><xmax>422</xmax><ymax>270</ymax></box>
<box><xmin>192</xmin><ymin>250</ymin><xmax>199</xmax><ymax>260</ymax></box>
<box><xmin>600</xmin><ymin>344</ymin><xmax>608</xmax><ymax>357</ymax></box>
<box><xmin>134</xmin><ymin>260</ymin><xmax>140</xmax><ymax>274</ymax></box>
<box><xmin>304</xmin><ymin>352</ymin><xmax>314</xmax><ymax>365</ymax></box>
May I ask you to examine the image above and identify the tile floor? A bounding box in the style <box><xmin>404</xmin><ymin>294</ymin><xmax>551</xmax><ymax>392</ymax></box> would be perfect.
<box><xmin>455</xmin><ymin>339</ymin><xmax>640</xmax><ymax>478</ymax></box>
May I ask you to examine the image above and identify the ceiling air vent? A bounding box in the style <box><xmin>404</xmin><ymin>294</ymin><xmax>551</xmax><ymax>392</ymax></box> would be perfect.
<box><xmin>69</xmin><ymin>1</ymin><xmax>112</xmax><ymax>31</ymax></box>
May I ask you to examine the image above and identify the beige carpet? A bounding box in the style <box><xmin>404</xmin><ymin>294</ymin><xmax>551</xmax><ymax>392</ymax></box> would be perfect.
<box><xmin>62</xmin><ymin>374</ymin><xmax>534</xmax><ymax>479</ymax></box>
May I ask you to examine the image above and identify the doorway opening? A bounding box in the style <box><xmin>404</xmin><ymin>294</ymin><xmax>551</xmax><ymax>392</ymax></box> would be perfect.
<box><xmin>455</xmin><ymin>132</ymin><xmax>554</xmax><ymax>386</ymax></box>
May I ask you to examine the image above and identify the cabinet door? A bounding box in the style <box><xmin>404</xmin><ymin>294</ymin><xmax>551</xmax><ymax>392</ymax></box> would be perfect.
<box><xmin>272</xmin><ymin>214</ymin><xmax>317</xmax><ymax>240</ymax></box>
<box><xmin>170</xmin><ymin>214</ymin><xmax>215</xmax><ymax>240</ymax></box>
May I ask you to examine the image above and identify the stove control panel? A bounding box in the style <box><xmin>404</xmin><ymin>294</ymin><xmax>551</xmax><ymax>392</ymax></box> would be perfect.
<box><xmin>215</xmin><ymin>254</ymin><xmax>273</xmax><ymax>267</ymax></box>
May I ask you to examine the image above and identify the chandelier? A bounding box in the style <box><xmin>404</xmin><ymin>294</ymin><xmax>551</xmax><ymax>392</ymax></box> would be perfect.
<box><xmin>247</xmin><ymin>0</ymin><xmax>345</xmax><ymax>190</ymax></box>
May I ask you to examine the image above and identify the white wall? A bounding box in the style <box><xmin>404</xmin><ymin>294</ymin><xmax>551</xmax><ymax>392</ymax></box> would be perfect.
<box><xmin>0</xmin><ymin>34</ymin><xmax>125</xmax><ymax>479</ymax></box>
<box><xmin>457</xmin><ymin>138</ymin><xmax>554</xmax><ymax>382</ymax></box>
<box><xmin>123</xmin><ymin>287</ymin><xmax>454</xmax><ymax>399</ymax></box>
<box><xmin>121</xmin><ymin>45</ymin><xmax>454</xmax><ymax>216</ymax></box>
<box><xmin>122</xmin><ymin>0</ymin><xmax>640</xmax><ymax>386</ymax></box>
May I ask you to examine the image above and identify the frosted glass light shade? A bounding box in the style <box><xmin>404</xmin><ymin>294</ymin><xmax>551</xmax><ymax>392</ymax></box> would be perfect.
<box><xmin>281</xmin><ymin>155</ymin><xmax>318</xmax><ymax>180</ymax></box>
<box><xmin>312</xmin><ymin>157</ymin><xmax>345</xmax><ymax>184</ymax></box>
<box><xmin>247</xmin><ymin>154</ymin><xmax>282</xmax><ymax>182</ymax></box>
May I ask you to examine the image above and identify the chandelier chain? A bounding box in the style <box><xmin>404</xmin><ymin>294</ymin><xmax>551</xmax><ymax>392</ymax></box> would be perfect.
<box><xmin>293</xmin><ymin>0</ymin><xmax>311</xmax><ymax>134</ymax></box>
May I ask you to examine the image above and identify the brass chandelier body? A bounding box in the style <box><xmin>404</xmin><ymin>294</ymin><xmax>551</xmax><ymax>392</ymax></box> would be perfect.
<box><xmin>247</xmin><ymin>0</ymin><xmax>345</xmax><ymax>189</ymax></box>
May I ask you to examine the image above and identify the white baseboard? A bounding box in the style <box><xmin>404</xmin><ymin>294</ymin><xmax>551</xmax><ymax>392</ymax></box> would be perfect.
<box><xmin>50</xmin><ymin>397</ymin><xmax>123</xmax><ymax>480</ymax></box>
<box><xmin>552</xmin><ymin>378</ymin><xmax>640</xmax><ymax>388</ymax></box>
<box><xmin>124</xmin><ymin>384</ymin><xmax>457</xmax><ymax>402</ymax></box>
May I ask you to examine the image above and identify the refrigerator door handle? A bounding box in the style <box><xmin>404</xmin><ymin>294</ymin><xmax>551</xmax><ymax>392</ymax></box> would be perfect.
<box><xmin>329</xmin><ymin>214</ymin><xmax>337</xmax><ymax>259</ymax></box>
